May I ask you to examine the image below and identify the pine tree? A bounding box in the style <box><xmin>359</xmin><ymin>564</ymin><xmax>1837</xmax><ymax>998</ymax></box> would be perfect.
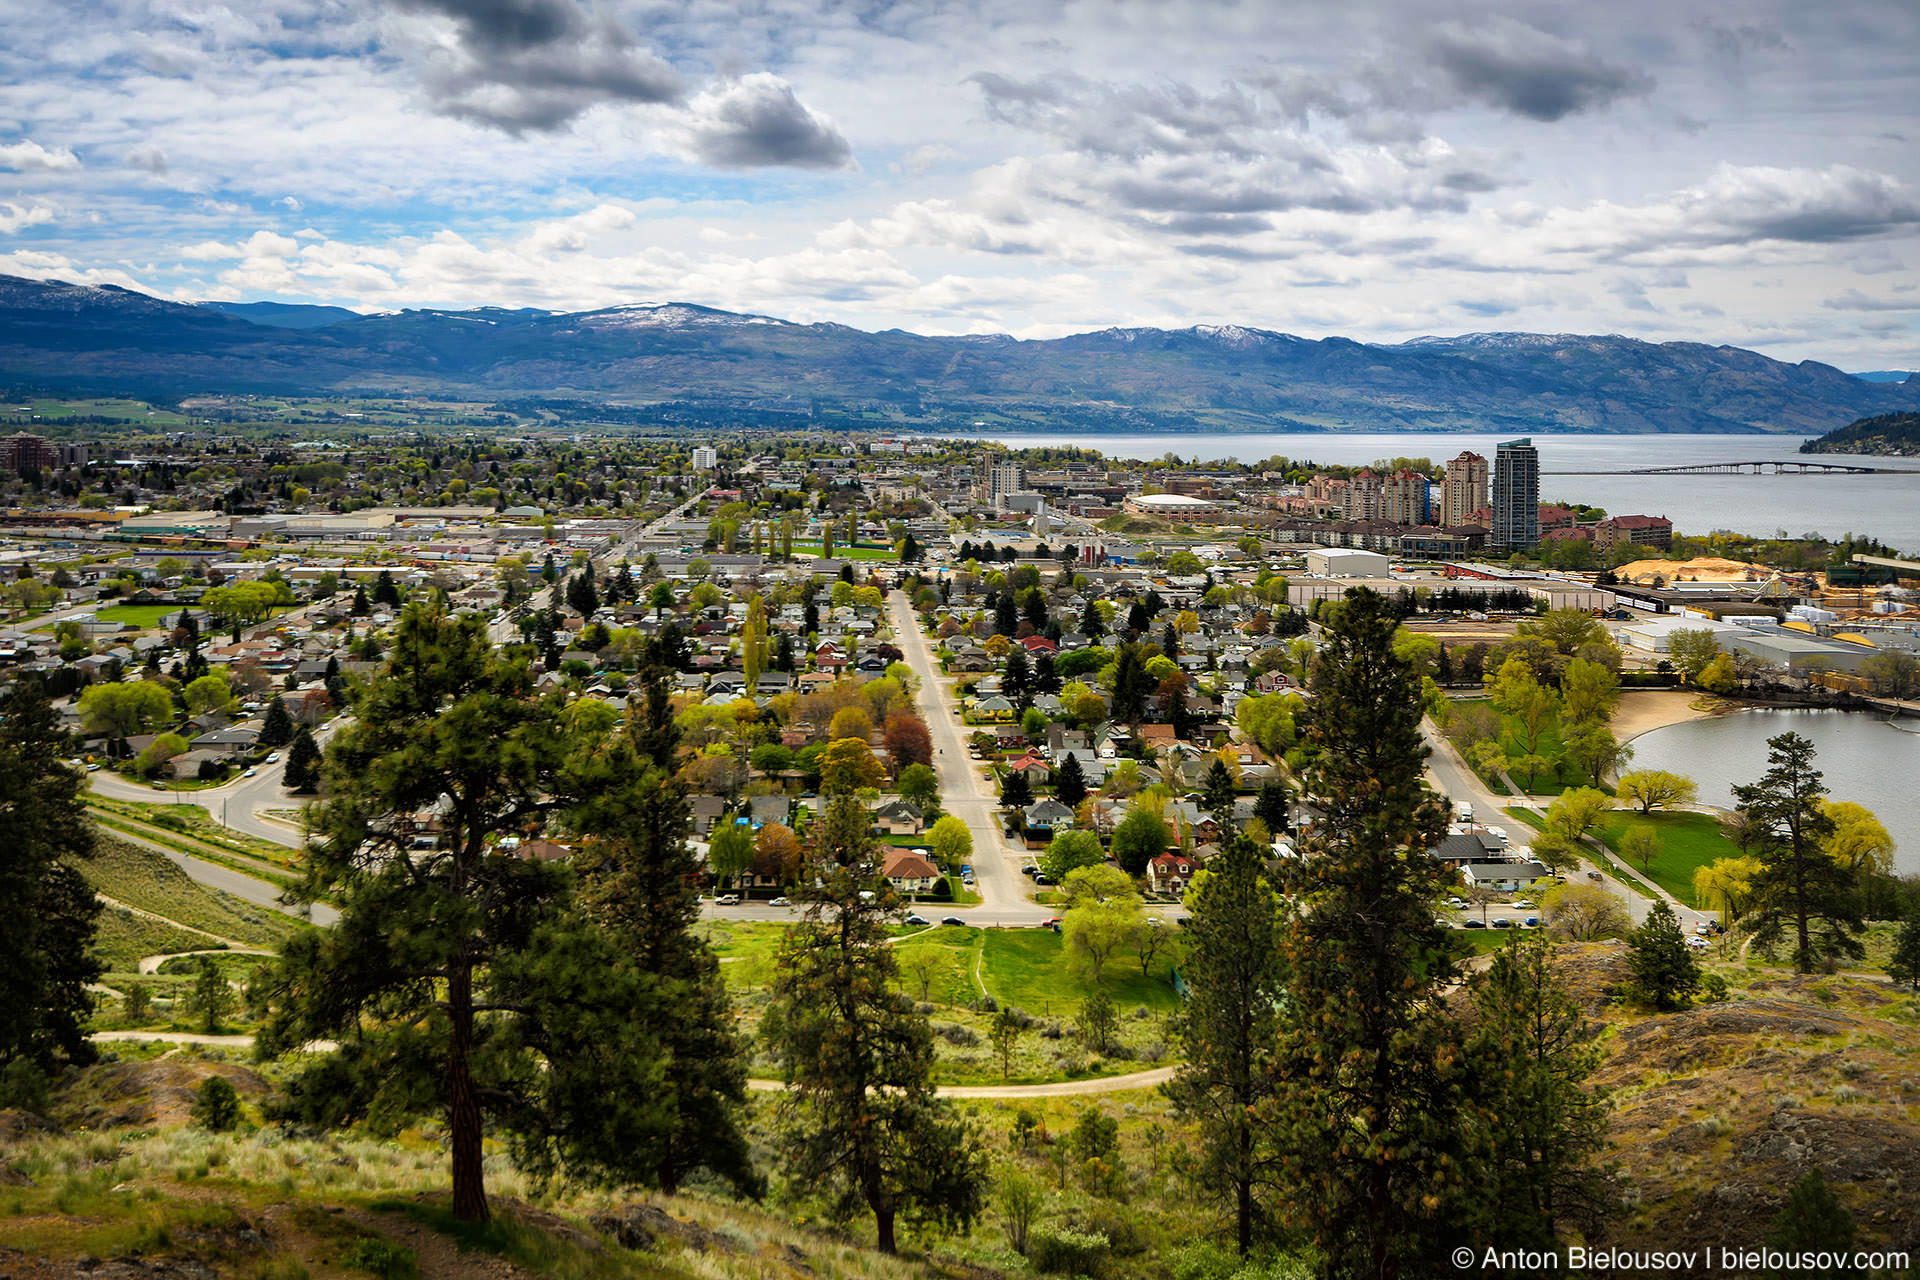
<box><xmin>1167</xmin><ymin>683</ymin><xmax>1192</xmax><ymax>740</ymax></box>
<box><xmin>1626</xmin><ymin>900</ymin><xmax>1700</xmax><ymax>1011</ymax></box>
<box><xmin>1167</xmin><ymin>834</ymin><xmax>1286</xmax><ymax>1255</ymax></box>
<box><xmin>766</xmin><ymin>793</ymin><xmax>988</xmax><ymax>1253</ymax></box>
<box><xmin>1733</xmin><ymin>732</ymin><xmax>1864</xmax><ymax>973</ymax></box>
<box><xmin>1889</xmin><ymin>908</ymin><xmax>1920</xmax><ymax>991</ymax></box>
<box><xmin>1468</xmin><ymin>933</ymin><xmax>1618</xmax><ymax>1246</ymax></box>
<box><xmin>1034</xmin><ymin>652</ymin><xmax>1060</xmax><ymax>694</ymax></box>
<box><xmin>1111</xmin><ymin>643</ymin><xmax>1151</xmax><ymax>726</ymax></box>
<box><xmin>1263</xmin><ymin>588</ymin><xmax>1475</xmax><ymax>1278</ymax></box>
<box><xmin>351</xmin><ymin>584</ymin><xmax>370</xmax><ymax>616</ymax></box>
<box><xmin>1080</xmin><ymin>598</ymin><xmax>1104</xmax><ymax>638</ymax></box>
<box><xmin>1055</xmin><ymin>752</ymin><xmax>1087</xmax><ymax>809</ymax></box>
<box><xmin>260</xmin><ymin>697</ymin><xmax>294</xmax><ymax>747</ymax></box>
<box><xmin>572</xmin><ymin>668</ymin><xmax>758</xmax><ymax>1196</ymax></box>
<box><xmin>1252</xmin><ymin>779</ymin><xmax>1290</xmax><ymax>834</ymax></box>
<box><xmin>1767</xmin><ymin>1169</ymin><xmax>1855</xmax><ymax>1264</ymax></box>
<box><xmin>283</xmin><ymin>725</ymin><xmax>321</xmax><ymax>793</ymax></box>
<box><xmin>259</xmin><ymin>603</ymin><xmax>671</xmax><ymax>1223</ymax></box>
<box><xmin>0</xmin><ymin>675</ymin><xmax>100</xmax><ymax>1073</ymax></box>
<box><xmin>995</xmin><ymin>592</ymin><xmax>1018</xmax><ymax>636</ymax></box>
<box><xmin>1002</xmin><ymin>768</ymin><xmax>1032</xmax><ymax>810</ymax></box>
<box><xmin>187</xmin><ymin>956</ymin><xmax>234</xmax><ymax>1033</ymax></box>
<box><xmin>1003</xmin><ymin>647</ymin><xmax>1031</xmax><ymax>708</ymax></box>
<box><xmin>372</xmin><ymin>568</ymin><xmax>400</xmax><ymax>608</ymax></box>
<box><xmin>1201</xmin><ymin>758</ymin><xmax>1236</xmax><ymax>828</ymax></box>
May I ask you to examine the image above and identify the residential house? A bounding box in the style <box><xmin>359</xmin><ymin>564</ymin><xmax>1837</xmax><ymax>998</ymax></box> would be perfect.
<box><xmin>1146</xmin><ymin>852</ymin><xmax>1197</xmax><ymax>895</ymax></box>
<box><xmin>882</xmin><ymin>849</ymin><xmax>941</xmax><ymax>894</ymax></box>
<box><xmin>871</xmin><ymin>799</ymin><xmax>925</xmax><ymax>835</ymax></box>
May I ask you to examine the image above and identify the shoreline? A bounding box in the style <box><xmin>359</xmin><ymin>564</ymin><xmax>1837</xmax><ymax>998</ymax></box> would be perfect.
<box><xmin>1615</xmin><ymin>688</ymin><xmax>1728</xmax><ymax>744</ymax></box>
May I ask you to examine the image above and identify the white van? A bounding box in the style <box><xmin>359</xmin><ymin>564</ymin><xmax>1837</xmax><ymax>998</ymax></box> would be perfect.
<box><xmin>1455</xmin><ymin>801</ymin><xmax>1473</xmax><ymax>822</ymax></box>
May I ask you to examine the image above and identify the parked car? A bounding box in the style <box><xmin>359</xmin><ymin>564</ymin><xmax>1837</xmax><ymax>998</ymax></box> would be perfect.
<box><xmin>1444</xmin><ymin>897</ymin><xmax>1467</xmax><ymax>910</ymax></box>
<box><xmin>715</xmin><ymin>894</ymin><xmax>740</xmax><ymax>906</ymax></box>
<box><xmin>243</xmin><ymin>767</ymin><xmax>257</xmax><ymax>777</ymax></box>
<box><xmin>941</xmin><ymin>916</ymin><xmax>966</xmax><ymax>927</ymax></box>
<box><xmin>1524</xmin><ymin>916</ymin><xmax>1540</xmax><ymax>928</ymax></box>
<box><xmin>1492</xmin><ymin>918</ymin><xmax>1514</xmax><ymax>929</ymax></box>
<box><xmin>1686</xmin><ymin>936</ymin><xmax>1710</xmax><ymax>950</ymax></box>
<box><xmin>1462</xmin><ymin>919</ymin><xmax>1486</xmax><ymax>929</ymax></box>
<box><xmin>769</xmin><ymin>896</ymin><xmax>790</xmax><ymax>907</ymax></box>
<box><xmin>85</xmin><ymin>763</ymin><xmax>100</xmax><ymax>772</ymax></box>
<box><xmin>265</xmin><ymin>752</ymin><xmax>280</xmax><ymax>764</ymax></box>
<box><xmin>1040</xmin><ymin>916</ymin><xmax>1062</xmax><ymax>928</ymax></box>
<box><xmin>1512</xmin><ymin>898</ymin><xmax>1534</xmax><ymax>909</ymax></box>
<box><xmin>905</xmin><ymin>913</ymin><xmax>930</xmax><ymax>926</ymax></box>
<box><xmin>1587</xmin><ymin>871</ymin><xmax>1603</xmax><ymax>881</ymax></box>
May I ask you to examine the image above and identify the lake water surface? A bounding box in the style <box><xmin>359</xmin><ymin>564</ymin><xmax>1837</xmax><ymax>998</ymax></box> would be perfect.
<box><xmin>967</xmin><ymin>431</ymin><xmax>1920</xmax><ymax>551</ymax></box>
<box><xmin>1625</xmin><ymin>709</ymin><xmax>1920</xmax><ymax>875</ymax></box>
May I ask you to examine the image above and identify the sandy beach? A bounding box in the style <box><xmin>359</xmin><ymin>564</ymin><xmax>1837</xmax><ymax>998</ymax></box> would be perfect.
<box><xmin>1615</xmin><ymin>688</ymin><xmax>1724</xmax><ymax>743</ymax></box>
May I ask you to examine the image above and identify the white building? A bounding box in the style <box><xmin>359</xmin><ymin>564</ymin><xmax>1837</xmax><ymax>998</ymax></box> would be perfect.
<box><xmin>691</xmin><ymin>446</ymin><xmax>718</xmax><ymax>470</ymax></box>
<box><xmin>1305</xmin><ymin>547</ymin><xmax>1392</xmax><ymax>577</ymax></box>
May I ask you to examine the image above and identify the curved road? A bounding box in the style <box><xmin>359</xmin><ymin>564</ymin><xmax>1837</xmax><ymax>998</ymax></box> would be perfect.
<box><xmin>887</xmin><ymin>589</ymin><xmax>1048</xmax><ymax>924</ymax></box>
<box><xmin>90</xmin><ymin>1030</ymin><xmax>1175</xmax><ymax>1096</ymax></box>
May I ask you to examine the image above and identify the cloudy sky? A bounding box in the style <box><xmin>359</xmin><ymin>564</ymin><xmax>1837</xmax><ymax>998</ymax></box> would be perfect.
<box><xmin>1</xmin><ymin>0</ymin><xmax>1916</xmax><ymax>367</ymax></box>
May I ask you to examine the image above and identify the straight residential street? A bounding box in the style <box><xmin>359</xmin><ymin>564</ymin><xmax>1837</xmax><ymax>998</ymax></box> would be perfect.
<box><xmin>887</xmin><ymin>588</ymin><xmax>1050</xmax><ymax>924</ymax></box>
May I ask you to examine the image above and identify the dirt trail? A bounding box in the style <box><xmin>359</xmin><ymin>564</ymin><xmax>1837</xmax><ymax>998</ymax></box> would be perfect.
<box><xmin>748</xmin><ymin>1063</ymin><xmax>1177</xmax><ymax>1098</ymax></box>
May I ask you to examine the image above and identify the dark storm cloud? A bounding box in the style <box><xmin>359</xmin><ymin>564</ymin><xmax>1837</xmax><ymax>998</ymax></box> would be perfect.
<box><xmin>684</xmin><ymin>75</ymin><xmax>853</xmax><ymax>170</ymax></box>
<box><xmin>396</xmin><ymin>0</ymin><xmax>683</xmax><ymax>132</ymax></box>
<box><xmin>1420</xmin><ymin>17</ymin><xmax>1653</xmax><ymax>122</ymax></box>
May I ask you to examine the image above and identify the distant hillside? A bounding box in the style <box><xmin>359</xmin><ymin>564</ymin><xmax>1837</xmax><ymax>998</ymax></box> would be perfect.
<box><xmin>198</xmin><ymin>299</ymin><xmax>362</xmax><ymax>329</ymax></box>
<box><xmin>1800</xmin><ymin>411</ymin><xmax>1920</xmax><ymax>456</ymax></box>
<box><xmin>3</xmin><ymin>273</ymin><xmax>1918</xmax><ymax>432</ymax></box>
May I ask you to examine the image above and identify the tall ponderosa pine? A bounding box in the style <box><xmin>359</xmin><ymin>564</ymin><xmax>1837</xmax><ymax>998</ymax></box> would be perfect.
<box><xmin>259</xmin><ymin>697</ymin><xmax>294</xmax><ymax>747</ymax></box>
<box><xmin>282</xmin><ymin>724</ymin><xmax>321</xmax><ymax>793</ymax></box>
<box><xmin>372</xmin><ymin>568</ymin><xmax>400</xmax><ymax>608</ymax></box>
<box><xmin>260</xmin><ymin>603</ymin><xmax>670</xmax><ymax>1223</ymax></box>
<box><xmin>1468</xmin><ymin>933</ymin><xmax>1617</xmax><ymax>1246</ymax></box>
<box><xmin>1201</xmin><ymin>758</ymin><xmax>1237</xmax><ymax>827</ymax></box>
<box><xmin>766</xmin><ymin>792</ymin><xmax>988</xmax><ymax>1253</ymax></box>
<box><xmin>0</xmin><ymin>674</ymin><xmax>101</xmax><ymax>1072</ymax></box>
<box><xmin>571</xmin><ymin>667</ymin><xmax>758</xmax><ymax>1196</ymax></box>
<box><xmin>1166</xmin><ymin>833</ymin><xmax>1286</xmax><ymax>1255</ymax></box>
<box><xmin>1625</xmin><ymin>900</ymin><xmax>1700</xmax><ymax>1011</ymax></box>
<box><xmin>1263</xmin><ymin>588</ymin><xmax>1476</xmax><ymax>1279</ymax></box>
<box><xmin>1732</xmin><ymin>731</ymin><xmax>1864</xmax><ymax>973</ymax></box>
<box><xmin>1054</xmin><ymin>751</ymin><xmax>1087</xmax><ymax>809</ymax></box>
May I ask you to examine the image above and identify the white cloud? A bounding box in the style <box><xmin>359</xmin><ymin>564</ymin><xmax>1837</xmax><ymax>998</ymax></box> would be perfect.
<box><xmin>0</xmin><ymin>201</ymin><xmax>54</xmax><ymax>233</ymax></box>
<box><xmin>0</xmin><ymin>139</ymin><xmax>80</xmax><ymax>171</ymax></box>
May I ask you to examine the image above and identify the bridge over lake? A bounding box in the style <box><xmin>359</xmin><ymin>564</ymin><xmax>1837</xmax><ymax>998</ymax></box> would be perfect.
<box><xmin>1544</xmin><ymin>460</ymin><xmax>1909</xmax><ymax>476</ymax></box>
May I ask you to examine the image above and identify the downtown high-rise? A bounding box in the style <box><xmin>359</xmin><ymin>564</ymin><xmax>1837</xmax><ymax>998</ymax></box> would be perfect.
<box><xmin>1492</xmin><ymin>438</ymin><xmax>1539</xmax><ymax>549</ymax></box>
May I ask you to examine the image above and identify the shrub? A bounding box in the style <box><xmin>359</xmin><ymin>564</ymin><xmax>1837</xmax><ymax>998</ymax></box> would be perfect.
<box><xmin>1029</xmin><ymin>1226</ymin><xmax>1110</xmax><ymax>1275</ymax></box>
<box><xmin>191</xmin><ymin>1075</ymin><xmax>242</xmax><ymax>1131</ymax></box>
<box><xmin>0</xmin><ymin>1059</ymin><xmax>50</xmax><ymax>1114</ymax></box>
<box><xmin>340</xmin><ymin>1239</ymin><xmax>418</xmax><ymax>1280</ymax></box>
<box><xmin>937</xmin><ymin>1022</ymin><xmax>981</xmax><ymax>1047</ymax></box>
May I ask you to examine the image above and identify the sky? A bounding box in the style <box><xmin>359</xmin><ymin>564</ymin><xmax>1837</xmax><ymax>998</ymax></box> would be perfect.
<box><xmin>0</xmin><ymin>0</ymin><xmax>1916</xmax><ymax>369</ymax></box>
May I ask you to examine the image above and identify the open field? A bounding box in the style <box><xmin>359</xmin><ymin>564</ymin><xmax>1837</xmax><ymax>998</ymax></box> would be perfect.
<box><xmin>792</xmin><ymin>542</ymin><xmax>895</xmax><ymax>560</ymax></box>
<box><xmin>93</xmin><ymin>604</ymin><xmax>187</xmax><ymax>628</ymax></box>
<box><xmin>89</xmin><ymin>908</ymin><xmax>219</xmax><ymax>973</ymax></box>
<box><xmin>69</xmin><ymin>835</ymin><xmax>300</xmax><ymax>951</ymax></box>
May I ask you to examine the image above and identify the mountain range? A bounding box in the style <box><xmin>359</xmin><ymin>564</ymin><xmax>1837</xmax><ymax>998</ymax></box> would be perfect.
<box><xmin>2</xmin><ymin>272</ymin><xmax>1915</xmax><ymax>434</ymax></box>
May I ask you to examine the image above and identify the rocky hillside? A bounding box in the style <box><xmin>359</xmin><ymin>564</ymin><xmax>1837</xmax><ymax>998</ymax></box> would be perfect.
<box><xmin>3</xmin><ymin>273</ymin><xmax>1917</xmax><ymax>433</ymax></box>
<box><xmin>1800</xmin><ymin>411</ymin><xmax>1920</xmax><ymax>456</ymax></box>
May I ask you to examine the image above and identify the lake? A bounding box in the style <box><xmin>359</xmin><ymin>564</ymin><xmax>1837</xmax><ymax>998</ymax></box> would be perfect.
<box><xmin>1626</xmin><ymin>709</ymin><xmax>1920</xmax><ymax>875</ymax></box>
<box><xmin>965</xmin><ymin>431</ymin><xmax>1920</xmax><ymax>552</ymax></box>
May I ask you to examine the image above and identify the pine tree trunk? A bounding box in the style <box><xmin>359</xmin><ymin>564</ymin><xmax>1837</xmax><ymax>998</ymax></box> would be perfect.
<box><xmin>875</xmin><ymin>1205</ymin><xmax>897</xmax><ymax>1256</ymax></box>
<box><xmin>448</xmin><ymin>961</ymin><xmax>489</xmax><ymax>1223</ymax></box>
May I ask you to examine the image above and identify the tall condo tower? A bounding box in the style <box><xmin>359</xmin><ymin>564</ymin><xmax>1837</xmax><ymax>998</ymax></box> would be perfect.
<box><xmin>1441</xmin><ymin>451</ymin><xmax>1489</xmax><ymax>527</ymax></box>
<box><xmin>1492</xmin><ymin>439</ymin><xmax>1539</xmax><ymax>549</ymax></box>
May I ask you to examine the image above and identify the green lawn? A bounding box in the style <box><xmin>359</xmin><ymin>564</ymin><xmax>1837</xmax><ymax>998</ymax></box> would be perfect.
<box><xmin>1594</xmin><ymin>811</ymin><xmax>1741</xmax><ymax>908</ymax></box>
<box><xmin>95</xmin><ymin>604</ymin><xmax>187</xmax><ymax>628</ymax></box>
<box><xmin>982</xmin><ymin>929</ymin><xmax>1180</xmax><ymax>1018</ymax></box>
<box><xmin>791</xmin><ymin>542</ymin><xmax>897</xmax><ymax>561</ymax></box>
<box><xmin>1503</xmin><ymin>805</ymin><xmax>1739</xmax><ymax>908</ymax></box>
